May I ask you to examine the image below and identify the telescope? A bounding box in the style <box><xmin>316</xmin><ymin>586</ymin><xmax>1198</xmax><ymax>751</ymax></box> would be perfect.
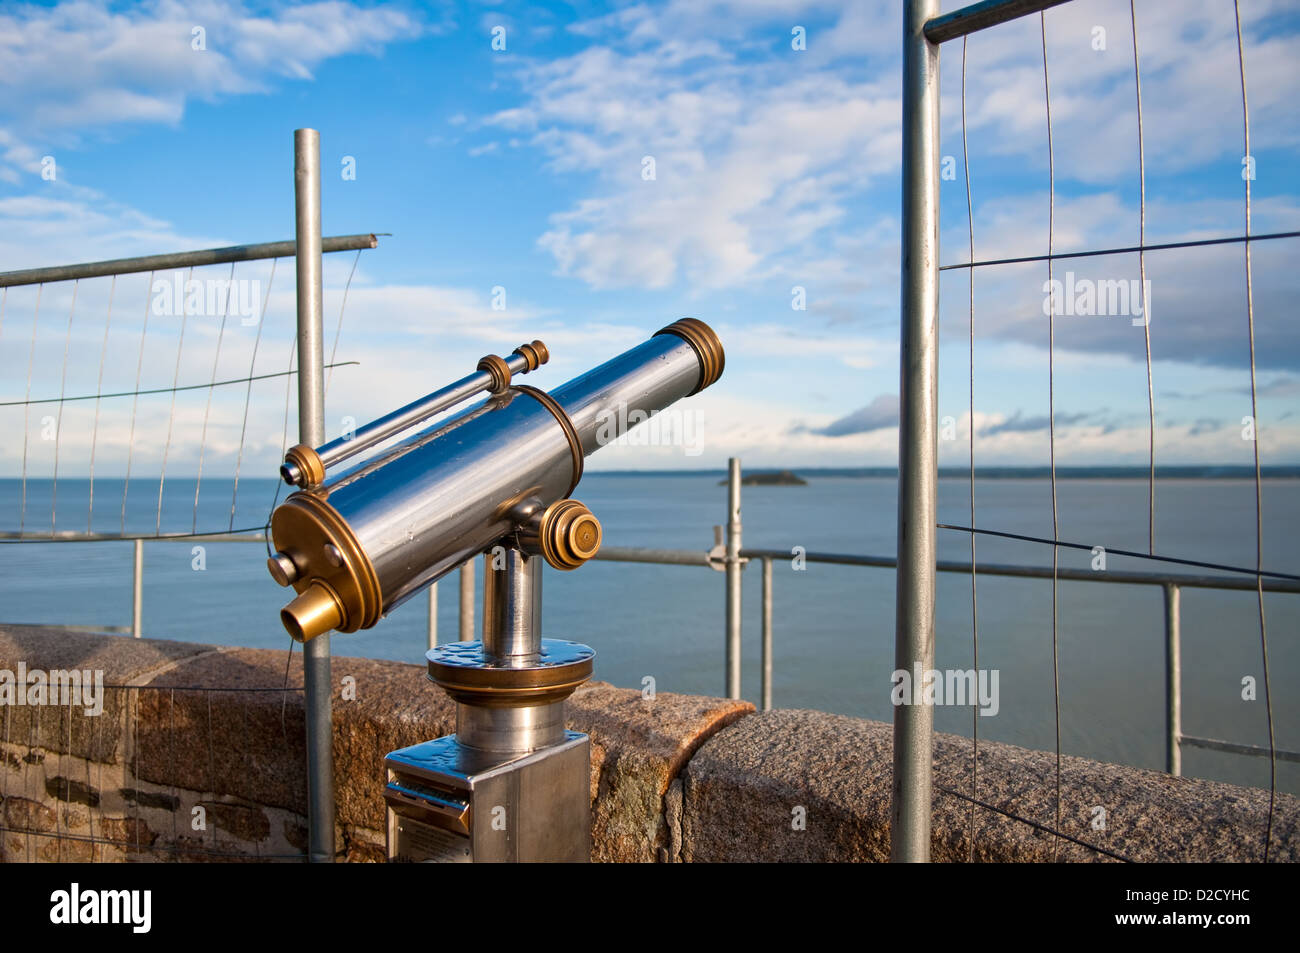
<box><xmin>266</xmin><ymin>318</ymin><xmax>724</xmax><ymax>862</ymax></box>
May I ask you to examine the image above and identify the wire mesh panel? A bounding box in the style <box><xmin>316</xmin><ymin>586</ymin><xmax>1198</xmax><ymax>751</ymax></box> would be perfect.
<box><xmin>0</xmin><ymin>239</ymin><xmax>374</xmax><ymax>645</ymax></box>
<box><xmin>0</xmin><ymin>239</ymin><xmax>373</xmax><ymax>544</ymax></box>
<box><xmin>918</xmin><ymin>0</ymin><xmax>1298</xmax><ymax>861</ymax></box>
<box><xmin>0</xmin><ymin>680</ymin><xmax>309</xmax><ymax>863</ymax></box>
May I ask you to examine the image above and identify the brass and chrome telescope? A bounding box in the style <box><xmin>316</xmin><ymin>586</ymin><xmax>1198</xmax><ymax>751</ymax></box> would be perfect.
<box><xmin>265</xmin><ymin>318</ymin><xmax>724</xmax><ymax>862</ymax></box>
<box><xmin>267</xmin><ymin>318</ymin><xmax>722</xmax><ymax>641</ymax></box>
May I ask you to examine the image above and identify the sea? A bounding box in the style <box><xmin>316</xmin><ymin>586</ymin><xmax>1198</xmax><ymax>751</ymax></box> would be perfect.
<box><xmin>1</xmin><ymin>472</ymin><xmax>1296</xmax><ymax>795</ymax></box>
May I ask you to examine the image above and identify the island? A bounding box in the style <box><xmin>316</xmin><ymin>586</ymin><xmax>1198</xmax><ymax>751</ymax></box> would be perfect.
<box><xmin>719</xmin><ymin>469</ymin><xmax>807</xmax><ymax>486</ymax></box>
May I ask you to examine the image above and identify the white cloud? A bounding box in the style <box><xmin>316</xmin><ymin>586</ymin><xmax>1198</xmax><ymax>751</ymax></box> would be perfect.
<box><xmin>939</xmin><ymin>0</ymin><xmax>1300</xmax><ymax>183</ymax></box>
<box><xmin>3</xmin><ymin>0</ymin><xmax>1299</xmax><ymax>479</ymax></box>
<box><xmin>487</xmin><ymin>11</ymin><xmax>900</xmax><ymax>292</ymax></box>
<box><xmin>0</xmin><ymin>0</ymin><xmax>423</xmax><ymax>180</ymax></box>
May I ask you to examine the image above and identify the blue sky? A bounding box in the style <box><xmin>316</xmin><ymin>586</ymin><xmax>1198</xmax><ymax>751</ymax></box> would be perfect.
<box><xmin>0</xmin><ymin>0</ymin><xmax>1298</xmax><ymax>480</ymax></box>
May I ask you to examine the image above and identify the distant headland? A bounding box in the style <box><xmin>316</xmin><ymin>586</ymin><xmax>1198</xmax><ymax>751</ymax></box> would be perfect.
<box><xmin>719</xmin><ymin>469</ymin><xmax>807</xmax><ymax>486</ymax></box>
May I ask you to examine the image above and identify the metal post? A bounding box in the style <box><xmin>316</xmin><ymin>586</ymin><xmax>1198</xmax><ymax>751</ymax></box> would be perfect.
<box><xmin>893</xmin><ymin>0</ymin><xmax>940</xmax><ymax>863</ymax></box>
<box><xmin>1164</xmin><ymin>583</ymin><xmax>1182</xmax><ymax>776</ymax></box>
<box><xmin>481</xmin><ymin>548</ymin><xmax>542</xmax><ymax>664</ymax></box>
<box><xmin>725</xmin><ymin>458</ymin><xmax>743</xmax><ymax>700</ymax></box>
<box><xmin>131</xmin><ymin>538</ymin><xmax>143</xmax><ymax>639</ymax></box>
<box><xmin>295</xmin><ymin>128</ymin><xmax>334</xmax><ymax>863</ymax></box>
<box><xmin>761</xmin><ymin>556</ymin><xmax>773</xmax><ymax>711</ymax></box>
<box><xmin>459</xmin><ymin>560</ymin><xmax>476</xmax><ymax>642</ymax></box>
<box><xmin>427</xmin><ymin>582</ymin><xmax>438</xmax><ymax>650</ymax></box>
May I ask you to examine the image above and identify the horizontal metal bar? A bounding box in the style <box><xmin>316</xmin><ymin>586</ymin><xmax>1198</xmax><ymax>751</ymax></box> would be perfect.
<box><xmin>1180</xmin><ymin>735</ymin><xmax>1300</xmax><ymax>764</ymax></box>
<box><xmin>924</xmin><ymin>0</ymin><xmax>1072</xmax><ymax>44</ymax></box>
<box><xmin>0</xmin><ymin>531</ymin><xmax>266</xmax><ymax>543</ymax></box>
<box><xmin>739</xmin><ymin>548</ymin><xmax>1300</xmax><ymax>593</ymax></box>
<box><xmin>592</xmin><ymin>546</ymin><xmax>712</xmax><ymax>567</ymax></box>
<box><xmin>742</xmin><ymin>548</ymin><xmax>895</xmax><ymax>569</ymax></box>
<box><xmin>940</xmin><ymin>229</ymin><xmax>1300</xmax><ymax>272</ymax></box>
<box><xmin>594</xmin><ymin>544</ymin><xmax>1300</xmax><ymax>593</ymax></box>
<box><xmin>0</xmin><ymin>234</ymin><xmax>379</xmax><ymax>288</ymax></box>
<box><xmin>938</xmin><ymin>523</ymin><xmax>1300</xmax><ymax>583</ymax></box>
<box><xmin>0</xmin><ymin>826</ymin><xmax>305</xmax><ymax>859</ymax></box>
<box><xmin>3</xmin><ymin>534</ymin><xmax>1296</xmax><ymax>593</ymax></box>
<box><xmin>96</xmin><ymin>684</ymin><xmax>304</xmax><ymax>693</ymax></box>
<box><xmin>0</xmin><ymin>623</ymin><xmax>132</xmax><ymax>634</ymax></box>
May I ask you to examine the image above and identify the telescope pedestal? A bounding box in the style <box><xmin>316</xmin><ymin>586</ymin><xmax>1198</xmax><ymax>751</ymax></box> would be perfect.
<box><xmin>384</xmin><ymin>731</ymin><xmax>590</xmax><ymax>863</ymax></box>
<box><xmin>384</xmin><ymin>548</ymin><xmax>594</xmax><ymax>862</ymax></box>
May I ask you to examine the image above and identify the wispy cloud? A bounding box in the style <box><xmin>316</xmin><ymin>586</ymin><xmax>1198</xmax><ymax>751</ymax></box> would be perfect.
<box><xmin>796</xmin><ymin>394</ymin><xmax>898</xmax><ymax>437</ymax></box>
<box><xmin>488</xmin><ymin>5</ymin><xmax>900</xmax><ymax>292</ymax></box>
<box><xmin>980</xmin><ymin>410</ymin><xmax>1091</xmax><ymax>437</ymax></box>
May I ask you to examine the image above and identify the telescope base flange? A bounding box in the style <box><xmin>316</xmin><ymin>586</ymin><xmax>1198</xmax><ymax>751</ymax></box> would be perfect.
<box><xmin>426</xmin><ymin>638</ymin><xmax>594</xmax><ymax>708</ymax></box>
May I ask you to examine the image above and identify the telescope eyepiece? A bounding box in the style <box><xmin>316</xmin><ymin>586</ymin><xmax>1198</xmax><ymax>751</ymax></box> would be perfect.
<box><xmin>281</xmin><ymin>581</ymin><xmax>345</xmax><ymax>643</ymax></box>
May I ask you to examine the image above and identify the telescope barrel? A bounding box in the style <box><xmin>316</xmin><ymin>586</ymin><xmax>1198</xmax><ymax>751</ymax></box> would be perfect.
<box><xmin>270</xmin><ymin>319</ymin><xmax>723</xmax><ymax>642</ymax></box>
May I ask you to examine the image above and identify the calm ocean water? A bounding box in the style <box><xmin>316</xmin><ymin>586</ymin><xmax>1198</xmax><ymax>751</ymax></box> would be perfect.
<box><xmin>1</xmin><ymin>474</ymin><xmax>1296</xmax><ymax>794</ymax></box>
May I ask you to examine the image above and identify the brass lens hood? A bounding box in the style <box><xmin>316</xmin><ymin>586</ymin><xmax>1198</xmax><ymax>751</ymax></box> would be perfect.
<box><xmin>655</xmin><ymin>317</ymin><xmax>725</xmax><ymax>394</ymax></box>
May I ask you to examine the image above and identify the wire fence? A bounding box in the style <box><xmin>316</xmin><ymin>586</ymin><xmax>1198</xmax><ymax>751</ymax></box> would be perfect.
<box><xmin>915</xmin><ymin>0</ymin><xmax>1292</xmax><ymax>862</ymax></box>
<box><xmin>0</xmin><ymin>681</ymin><xmax>307</xmax><ymax>863</ymax></box>
<box><xmin>0</xmin><ymin>235</ymin><xmax>375</xmax><ymax>544</ymax></box>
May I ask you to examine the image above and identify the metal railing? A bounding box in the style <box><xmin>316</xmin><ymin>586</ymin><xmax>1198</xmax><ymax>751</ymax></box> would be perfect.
<box><xmin>10</xmin><ymin>456</ymin><xmax>1297</xmax><ymax>778</ymax></box>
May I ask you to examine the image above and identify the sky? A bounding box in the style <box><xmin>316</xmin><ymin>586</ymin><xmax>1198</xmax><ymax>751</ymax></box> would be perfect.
<box><xmin>0</xmin><ymin>0</ymin><xmax>1298</xmax><ymax>482</ymax></box>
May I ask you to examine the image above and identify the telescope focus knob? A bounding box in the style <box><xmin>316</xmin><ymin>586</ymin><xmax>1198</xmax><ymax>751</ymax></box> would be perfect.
<box><xmin>521</xmin><ymin>499</ymin><xmax>602</xmax><ymax>571</ymax></box>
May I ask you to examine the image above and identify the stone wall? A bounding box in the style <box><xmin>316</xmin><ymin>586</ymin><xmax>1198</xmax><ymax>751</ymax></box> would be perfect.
<box><xmin>0</xmin><ymin>626</ymin><xmax>1293</xmax><ymax>862</ymax></box>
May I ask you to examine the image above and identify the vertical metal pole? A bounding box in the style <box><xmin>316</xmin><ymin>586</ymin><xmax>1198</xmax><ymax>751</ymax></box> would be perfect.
<box><xmin>761</xmin><ymin>556</ymin><xmax>772</xmax><ymax>711</ymax></box>
<box><xmin>131</xmin><ymin>538</ymin><xmax>143</xmax><ymax>639</ymax></box>
<box><xmin>459</xmin><ymin>560</ymin><xmax>476</xmax><ymax>642</ymax></box>
<box><xmin>1164</xmin><ymin>583</ymin><xmax>1182</xmax><ymax>776</ymax></box>
<box><xmin>427</xmin><ymin>582</ymin><xmax>438</xmax><ymax>650</ymax></box>
<box><xmin>893</xmin><ymin>0</ymin><xmax>940</xmax><ymax>864</ymax></box>
<box><xmin>725</xmin><ymin>458</ymin><xmax>743</xmax><ymax>700</ymax></box>
<box><xmin>295</xmin><ymin>128</ymin><xmax>334</xmax><ymax>863</ymax></box>
<box><xmin>481</xmin><ymin>548</ymin><xmax>542</xmax><ymax>663</ymax></box>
